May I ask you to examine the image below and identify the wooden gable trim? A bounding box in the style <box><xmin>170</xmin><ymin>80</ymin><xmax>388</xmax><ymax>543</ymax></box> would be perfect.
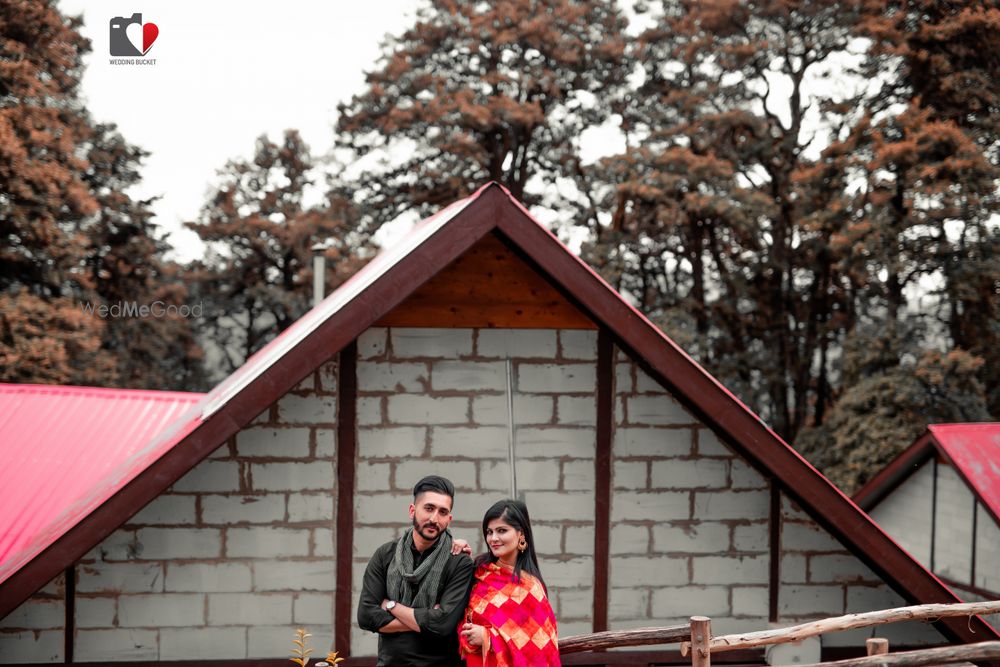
<box><xmin>592</xmin><ymin>329</ymin><xmax>614</xmax><ymax>633</ymax></box>
<box><xmin>334</xmin><ymin>341</ymin><xmax>358</xmax><ymax>655</ymax></box>
<box><xmin>375</xmin><ymin>233</ymin><xmax>595</xmax><ymax>329</ymax></box>
<box><xmin>854</xmin><ymin>432</ymin><xmax>937</xmax><ymax>511</ymax></box>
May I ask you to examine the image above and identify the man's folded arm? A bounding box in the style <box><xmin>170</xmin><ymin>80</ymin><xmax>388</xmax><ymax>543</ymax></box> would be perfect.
<box><xmin>412</xmin><ymin>556</ymin><xmax>476</xmax><ymax>636</ymax></box>
<box><xmin>357</xmin><ymin>551</ymin><xmax>398</xmax><ymax>633</ymax></box>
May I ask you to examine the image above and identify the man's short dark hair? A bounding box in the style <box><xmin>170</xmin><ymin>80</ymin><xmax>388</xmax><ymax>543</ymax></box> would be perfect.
<box><xmin>413</xmin><ymin>475</ymin><xmax>455</xmax><ymax>501</ymax></box>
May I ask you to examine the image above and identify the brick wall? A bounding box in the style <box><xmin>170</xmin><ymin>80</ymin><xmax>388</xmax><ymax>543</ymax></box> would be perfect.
<box><xmin>870</xmin><ymin>459</ymin><xmax>998</xmax><ymax>598</ymax></box>
<box><xmin>609</xmin><ymin>352</ymin><xmax>771</xmax><ymax>636</ymax></box>
<box><xmin>0</xmin><ymin>575</ymin><xmax>64</xmax><ymax>663</ymax></box>
<box><xmin>0</xmin><ymin>363</ymin><xmax>339</xmax><ymax>663</ymax></box>
<box><xmin>870</xmin><ymin>461</ymin><xmax>934</xmax><ymax>564</ymax></box>
<box><xmin>779</xmin><ymin>496</ymin><xmax>944</xmax><ymax>646</ymax></box>
<box><xmin>932</xmin><ymin>462</ymin><xmax>975</xmax><ymax>583</ymax></box>
<box><xmin>975</xmin><ymin>503</ymin><xmax>1000</xmax><ymax>593</ymax></box>
<box><xmin>609</xmin><ymin>355</ymin><xmax>944</xmax><ymax>646</ymax></box>
<box><xmin>350</xmin><ymin>327</ymin><xmax>598</xmax><ymax>654</ymax></box>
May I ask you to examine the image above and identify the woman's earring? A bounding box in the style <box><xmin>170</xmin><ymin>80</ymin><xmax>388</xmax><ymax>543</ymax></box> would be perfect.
<box><xmin>517</xmin><ymin>536</ymin><xmax>527</xmax><ymax>552</ymax></box>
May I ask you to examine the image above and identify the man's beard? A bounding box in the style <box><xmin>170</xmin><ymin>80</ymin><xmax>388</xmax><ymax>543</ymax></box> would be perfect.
<box><xmin>413</xmin><ymin>516</ymin><xmax>441</xmax><ymax>542</ymax></box>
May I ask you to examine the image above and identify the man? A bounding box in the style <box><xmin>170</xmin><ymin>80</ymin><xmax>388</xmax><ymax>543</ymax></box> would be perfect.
<box><xmin>358</xmin><ymin>475</ymin><xmax>475</xmax><ymax>666</ymax></box>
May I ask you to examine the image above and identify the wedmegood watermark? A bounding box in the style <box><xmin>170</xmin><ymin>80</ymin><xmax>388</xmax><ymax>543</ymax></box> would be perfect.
<box><xmin>80</xmin><ymin>301</ymin><xmax>203</xmax><ymax>319</ymax></box>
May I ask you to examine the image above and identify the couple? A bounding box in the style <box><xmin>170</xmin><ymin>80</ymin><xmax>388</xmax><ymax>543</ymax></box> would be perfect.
<box><xmin>358</xmin><ymin>475</ymin><xmax>561</xmax><ymax>666</ymax></box>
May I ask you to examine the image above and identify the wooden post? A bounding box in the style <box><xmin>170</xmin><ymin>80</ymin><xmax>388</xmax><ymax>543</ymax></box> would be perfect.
<box><xmin>690</xmin><ymin>616</ymin><xmax>711</xmax><ymax>667</ymax></box>
<box><xmin>867</xmin><ymin>638</ymin><xmax>889</xmax><ymax>655</ymax></box>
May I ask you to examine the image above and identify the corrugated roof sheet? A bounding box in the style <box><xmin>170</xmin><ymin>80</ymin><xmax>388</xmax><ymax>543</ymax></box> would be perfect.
<box><xmin>0</xmin><ymin>384</ymin><xmax>204</xmax><ymax>585</ymax></box>
<box><xmin>929</xmin><ymin>423</ymin><xmax>1000</xmax><ymax>523</ymax></box>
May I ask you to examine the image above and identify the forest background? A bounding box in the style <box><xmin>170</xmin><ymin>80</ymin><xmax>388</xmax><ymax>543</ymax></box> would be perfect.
<box><xmin>2</xmin><ymin>0</ymin><xmax>998</xmax><ymax>492</ymax></box>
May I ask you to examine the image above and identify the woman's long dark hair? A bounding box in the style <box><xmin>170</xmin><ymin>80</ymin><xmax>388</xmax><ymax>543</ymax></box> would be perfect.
<box><xmin>475</xmin><ymin>499</ymin><xmax>546</xmax><ymax>591</ymax></box>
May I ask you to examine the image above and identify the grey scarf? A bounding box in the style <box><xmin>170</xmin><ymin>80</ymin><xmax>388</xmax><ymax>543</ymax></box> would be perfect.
<box><xmin>386</xmin><ymin>527</ymin><xmax>453</xmax><ymax>608</ymax></box>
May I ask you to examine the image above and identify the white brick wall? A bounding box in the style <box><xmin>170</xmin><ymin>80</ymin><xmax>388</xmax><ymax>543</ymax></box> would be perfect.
<box><xmin>202</xmin><ymin>494</ymin><xmax>286</xmax><ymax>524</ymax></box>
<box><xmin>0</xmin><ymin>630</ymin><xmax>62</xmax><ymax>664</ymax></box>
<box><xmin>118</xmin><ymin>593</ymin><xmax>204</xmax><ymax>627</ymax></box>
<box><xmin>165</xmin><ymin>563</ymin><xmax>252</xmax><ymax>592</ymax></box>
<box><xmin>975</xmin><ymin>503</ymin><xmax>1000</xmax><ymax>593</ymax></box>
<box><xmin>870</xmin><ymin>460</ymin><xmax>934</xmax><ymax>564</ymax></box>
<box><xmin>476</xmin><ymin>329</ymin><xmax>557</xmax><ymax>358</ymax></box>
<box><xmin>160</xmin><ymin>627</ymin><xmax>247</xmax><ymax>660</ymax></box>
<box><xmin>358</xmin><ymin>361</ymin><xmax>429</xmax><ymax>392</ymax></box>
<box><xmin>129</xmin><ymin>494</ymin><xmax>198</xmax><ymax>525</ymax></box>
<box><xmin>75</xmin><ymin>629</ymin><xmax>156</xmax><ymax>661</ymax></box>
<box><xmin>390</xmin><ymin>328</ymin><xmax>473</xmax><ymax>357</ymax></box>
<box><xmin>933</xmin><ymin>462</ymin><xmax>975</xmax><ymax>583</ymax></box>
<box><xmin>77</xmin><ymin>561</ymin><xmax>163</xmax><ymax>594</ymax></box>
<box><xmin>608</xmin><ymin>354</ymin><xmax>771</xmax><ymax>633</ymax></box>
<box><xmin>227</xmin><ymin>527</ymin><xmax>311</xmax><ymax>557</ymax></box>
<box><xmin>779</xmin><ymin>494</ymin><xmax>946</xmax><ymax>645</ymax></box>
<box><xmin>208</xmin><ymin>593</ymin><xmax>293</xmax><ymax>626</ymax></box>
<box><xmin>237</xmin><ymin>427</ymin><xmax>312</xmax><ymax>458</ymax></box>
<box><xmin>352</xmin><ymin>327</ymin><xmax>598</xmax><ymax>655</ymax></box>
<box><xmin>75</xmin><ymin>598</ymin><xmax>115</xmax><ymax>628</ymax></box>
<box><xmin>518</xmin><ymin>363</ymin><xmax>596</xmax><ymax>393</ymax></box>
<box><xmin>473</xmin><ymin>393</ymin><xmax>555</xmax><ymax>425</ymax></box>
<box><xmin>0</xmin><ymin>600</ymin><xmax>63</xmax><ymax>630</ymax></box>
<box><xmin>559</xmin><ymin>330</ymin><xmax>598</xmax><ymax>360</ymax></box>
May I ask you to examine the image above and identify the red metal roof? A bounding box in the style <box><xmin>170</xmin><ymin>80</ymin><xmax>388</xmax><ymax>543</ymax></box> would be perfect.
<box><xmin>855</xmin><ymin>424</ymin><xmax>1000</xmax><ymax>528</ymax></box>
<box><xmin>929</xmin><ymin>423</ymin><xmax>1000</xmax><ymax>524</ymax></box>
<box><xmin>0</xmin><ymin>383</ymin><xmax>204</xmax><ymax>585</ymax></box>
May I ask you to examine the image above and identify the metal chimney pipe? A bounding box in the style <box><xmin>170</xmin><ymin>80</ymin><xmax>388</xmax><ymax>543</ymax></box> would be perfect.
<box><xmin>312</xmin><ymin>242</ymin><xmax>326</xmax><ymax>308</ymax></box>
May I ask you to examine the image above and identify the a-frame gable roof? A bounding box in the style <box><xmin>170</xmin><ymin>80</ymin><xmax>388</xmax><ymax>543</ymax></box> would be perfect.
<box><xmin>856</xmin><ymin>423</ymin><xmax>1000</xmax><ymax>528</ymax></box>
<box><xmin>0</xmin><ymin>183</ymin><xmax>994</xmax><ymax>645</ymax></box>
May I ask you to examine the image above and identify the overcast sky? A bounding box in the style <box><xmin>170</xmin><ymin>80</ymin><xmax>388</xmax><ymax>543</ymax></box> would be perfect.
<box><xmin>58</xmin><ymin>1</ymin><xmax>424</xmax><ymax>261</ymax></box>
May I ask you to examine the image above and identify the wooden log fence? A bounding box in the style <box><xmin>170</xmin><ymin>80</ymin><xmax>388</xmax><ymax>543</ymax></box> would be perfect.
<box><xmin>679</xmin><ymin>600</ymin><xmax>1000</xmax><ymax>654</ymax></box>
<box><xmin>556</xmin><ymin>600</ymin><xmax>1000</xmax><ymax>667</ymax></box>
<box><xmin>791</xmin><ymin>640</ymin><xmax>1000</xmax><ymax>667</ymax></box>
<box><xmin>558</xmin><ymin>624</ymin><xmax>689</xmax><ymax>654</ymax></box>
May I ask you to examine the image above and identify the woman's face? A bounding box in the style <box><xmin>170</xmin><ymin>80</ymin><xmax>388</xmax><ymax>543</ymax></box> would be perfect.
<box><xmin>485</xmin><ymin>516</ymin><xmax>523</xmax><ymax>565</ymax></box>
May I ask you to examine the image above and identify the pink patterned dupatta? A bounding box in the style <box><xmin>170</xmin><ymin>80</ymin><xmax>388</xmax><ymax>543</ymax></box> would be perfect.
<box><xmin>459</xmin><ymin>562</ymin><xmax>561</xmax><ymax>666</ymax></box>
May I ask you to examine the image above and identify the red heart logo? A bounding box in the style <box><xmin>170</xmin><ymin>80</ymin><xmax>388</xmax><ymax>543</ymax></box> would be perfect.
<box><xmin>143</xmin><ymin>23</ymin><xmax>159</xmax><ymax>54</ymax></box>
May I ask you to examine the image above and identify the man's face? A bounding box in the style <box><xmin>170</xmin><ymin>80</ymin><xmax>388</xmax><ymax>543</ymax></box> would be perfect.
<box><xmin>409</xmin><ymin>491</ymin><xmax>454</xmax><ymax>543</ymax></box>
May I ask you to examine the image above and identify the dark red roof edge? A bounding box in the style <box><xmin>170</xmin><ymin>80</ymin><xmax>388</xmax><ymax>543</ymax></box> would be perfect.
<box><xmin>856</xmin><ymin>427</ymin><xmax>1000</xmax><ymax>531</ymax></box>
<box><xmin>854</xmin><ymin>431</ymin><xmax>937</xmax><ymax>510</ymax></box>
<box><xmin>0</xmin><ymin>183</ymin><xmax>994</xmax><ymax>646</ymax></box>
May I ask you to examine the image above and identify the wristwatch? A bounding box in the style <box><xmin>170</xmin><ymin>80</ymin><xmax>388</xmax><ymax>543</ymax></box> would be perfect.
<box><xmin>385</xmin><ymin>600</ymin><xmax>397</xmax><ymax>611</ymax></box>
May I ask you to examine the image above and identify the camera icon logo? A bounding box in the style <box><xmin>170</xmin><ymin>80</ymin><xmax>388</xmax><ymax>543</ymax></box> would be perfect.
<box><xmin>109</xmin><ymin>13</ymin><xmax>159</xmax><ymax>57</ymax></box>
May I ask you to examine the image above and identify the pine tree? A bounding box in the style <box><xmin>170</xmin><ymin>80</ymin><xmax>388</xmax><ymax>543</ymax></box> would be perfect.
<box><xmin>333</xmin><ymin>0</ymin><xmax>630</xmax><ymax>235</ymax></box>
<box><xmin>187</xmin><ymin>130</ymin><xmax>369</xmax><ymax>379</ymax></box>
<box><xmin>587</xmin><ymin>0</ymin><xmax>865</xmax><ymax>441</ymax></box>
<box><xmin>797</xmin><ymin>322</ymin><xmax>991</xmax><ymax>492</ymax></box>
<box><xmin>0</xmin><ymin>0</ymin><xmax>204</xmax><ymax>389</ymax></box>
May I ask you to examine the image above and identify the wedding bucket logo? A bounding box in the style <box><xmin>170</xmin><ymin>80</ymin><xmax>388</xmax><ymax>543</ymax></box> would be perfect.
<box><xmin>109</xmin><ymin>13</ymin><xmax>159</xmax><ymax>64</ymax></box>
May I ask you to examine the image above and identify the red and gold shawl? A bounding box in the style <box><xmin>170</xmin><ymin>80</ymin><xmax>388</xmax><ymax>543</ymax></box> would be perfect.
<box><xmin>459</xmin><ymin>562</ymin><xmax>560</xmax><ymax>666</ymax></box>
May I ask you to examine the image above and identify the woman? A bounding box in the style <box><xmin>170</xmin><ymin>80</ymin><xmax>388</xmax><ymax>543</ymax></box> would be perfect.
<box><xmin>458</xmin><ymin>499</ymin><xmax>561</xmax><ymax>666</ymax></box>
